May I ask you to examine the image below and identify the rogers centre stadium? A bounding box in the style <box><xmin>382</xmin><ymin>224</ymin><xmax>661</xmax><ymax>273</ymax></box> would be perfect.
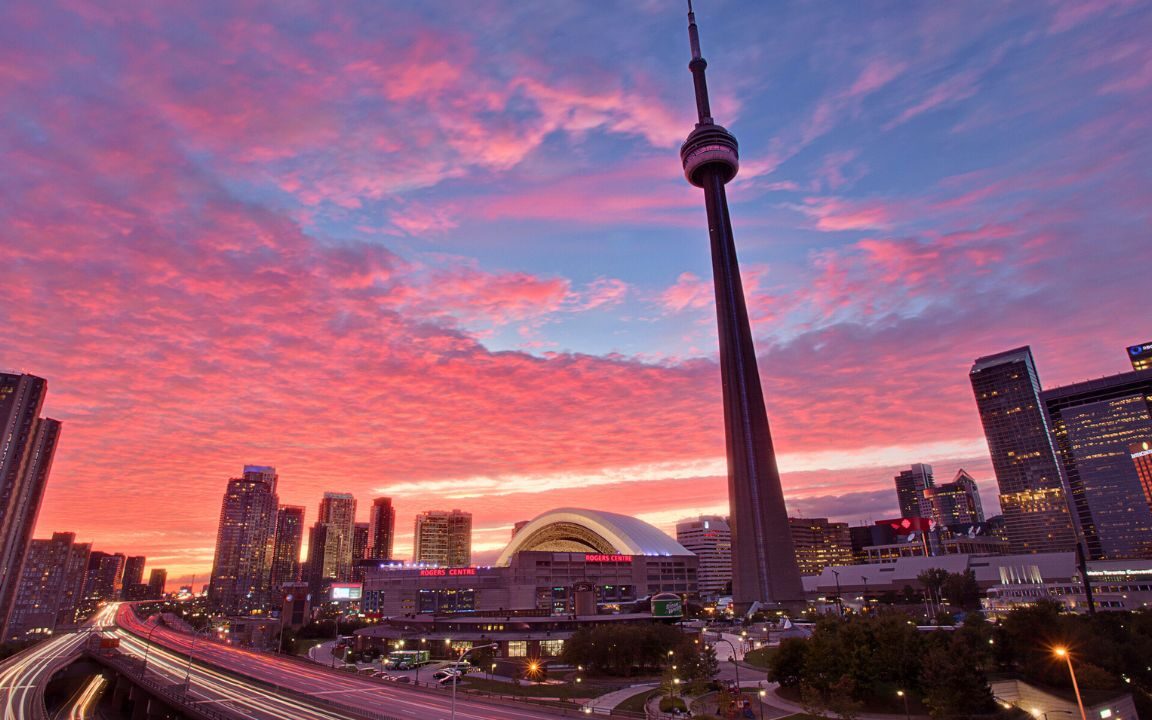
<box><xmin>360</xmin><ymin>507</ymin><xmax>698</xmax><ymax>617</ymax></box>
<box><xmin>353</xmin><ymin>508</ymin><xmax>699</xmax><ymax>660</ymax></box>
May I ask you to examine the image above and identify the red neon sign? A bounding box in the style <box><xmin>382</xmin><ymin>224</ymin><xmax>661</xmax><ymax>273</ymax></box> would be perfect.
<box><xmin>418</xmin><ymin>567</ymin><xmax>478</xmax><ymax>577</ymax></box>
<box><xmin>584</xmin><ymin>554</ymin><xmax>632</xmax><ymax>563</ymax></box>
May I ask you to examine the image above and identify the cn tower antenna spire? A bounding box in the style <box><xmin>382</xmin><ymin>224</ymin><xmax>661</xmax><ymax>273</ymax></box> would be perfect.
<box><xmin>685</xmin><ymin>0</ymin><xmax>712</xmax><ymax>124</ymax></box>
<box><xmin>677</xmin><ymin>1</ymin><xmax>805</xmax><ymax>610</ymax></box>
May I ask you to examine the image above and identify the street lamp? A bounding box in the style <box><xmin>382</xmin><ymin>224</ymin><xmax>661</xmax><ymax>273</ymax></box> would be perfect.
<box><xmin>140</xmin><ymin>620</ymin><xmax>161</xmax><ymax>677</ymax></box>
<box><xmin>757</xmin><ymin>687</ymin><xmax>766</xmax><ymax>720</ymax></box>
<box><xmin>713</xmin><ymin>638</ymin><xmax>742</xmax><ymax>697</ymax></box>
<box><xmin>415</xmin><ymin>638</ymin><xmax>427</xmax><ymax>686</ymax></box>
<box><xmin>1053</xmin><ymin>648</ymin><xmax>1088</xmax><ymax>720</ymax></box>
<box><xmin>897</xmin><ymin>689</ymin><xmax>910</xmax><ymax>720</ymax></box>
<box><xmin>450</xmin><ymin>643</ymin><xmax>497</xmax><ymax>720</ymax></box>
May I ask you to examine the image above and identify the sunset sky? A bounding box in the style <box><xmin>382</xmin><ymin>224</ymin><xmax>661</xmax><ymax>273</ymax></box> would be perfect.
<box><xmin>4</xmin><ymin>0</ymin><xmax>1150</xmax><ymax>587</ymax></box>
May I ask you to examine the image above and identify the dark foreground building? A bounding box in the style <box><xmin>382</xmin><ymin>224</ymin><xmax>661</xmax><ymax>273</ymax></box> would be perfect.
<box><xmin>0</xmin><ymin>373</ymin><xmax>62</xmax><ymax>639</ymax></box>
<box><xmin>1043</xmin><ymin>370</ymin><xmax>1152</xmax><ymax>559</ymax></box>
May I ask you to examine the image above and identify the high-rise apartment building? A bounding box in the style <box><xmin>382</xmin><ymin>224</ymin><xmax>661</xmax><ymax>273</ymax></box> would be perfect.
<box><xmin>270</xmin><ymin>505</ymin><xmax>304</xmax><ymax>591</ymax></box>
<box><xmin>81</xmin><ymin>551</ymin><xmax>125</xmax><ymax>617</ymax></box>
<box><xmin>923</xmin><ymin>469</ymin><xmax>985</xmax><ymax>527</ymax></box>
<box><xmin>675</xmin><ymin>516</ymin><xmax>732</xmax><ymax>599</ymax></box>
<box><xmin>121</xmin><ymin>555</ymin><xmax>146</xmax><ymax>599</ymax></box>
<box><xmin>0</xmin><ymin>373</ymin><xmax>62</xmax><ymax>638</ymax></box>
<box><xmin>893</xmin><ymin>464</ymin><xmax>934</xmax><ymax>518</ymax></box>
<box><xmin>60</xmin><ymin>541</ymin><xmax>91</xmax><ymax>623</ymax></box>
<box><xmin>313</xmin><ymin>493</ymin><xmax>356</xmax><ymax>584</ymax></box>
<box><xmin>1128</xmin><ymin>341</ymin><xmax>1152</xmax><ymax>371</ymax></box>
<box><xmin>207</xmin><ymin>465</ymin><xmax>279</xmax><ymax>613</ymax></box>
<box><xmin>970</xmin><ymin>347</ymin><xmax>1078</xmax><ymax>553</ymax></box>
<box><xmin>788</xmin><ymin>518</ymin><xmax>854</xmax><ymax>576</ymax></box>
<box><xmin>1043</xmin><ymin>370</ymin><xmax>1152</xmax><ymax>559</ymax></box>
<box><xmin>6</xmin><ymin>532</ymin><xmax>87</xmax><ymax>640</ymax></box>
<box><xmin>147</xmin><ymin>568</ymin><xmax>167</xmax><ymax>599</ymax></box>
<box><xmin>413</xmin><ymin>510</ymin><xmax>472</xmax><ymax>567</ymax></box>
<box><xmin>367</xmin><ymin>497</ymin><xmax>396</xmax><ymax>561</ymax></box>
<box><xmin>353</xmin><ymin>522</ymin><xmax>370</xmax><ymax>562</ymax></box>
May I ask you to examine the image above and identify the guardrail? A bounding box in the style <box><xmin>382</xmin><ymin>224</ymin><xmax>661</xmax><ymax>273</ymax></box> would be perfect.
<box><xmin>118</xmin><ymin>609</ymin><xmax>645</xmax><ymax>719</ymax></box>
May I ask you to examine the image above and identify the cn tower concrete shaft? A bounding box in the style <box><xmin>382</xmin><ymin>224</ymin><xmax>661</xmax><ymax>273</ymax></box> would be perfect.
<box><xmin>679</xmin><ymin>3</ymin><xmax>804</xmax><ymax>607</ymax></box>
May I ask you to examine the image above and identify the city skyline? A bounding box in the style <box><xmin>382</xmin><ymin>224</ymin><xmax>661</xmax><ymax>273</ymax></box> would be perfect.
<box><xmin>5</xmin><ymin>1</ymin><xmax>1151</xmax><ymax>585</ymax></box>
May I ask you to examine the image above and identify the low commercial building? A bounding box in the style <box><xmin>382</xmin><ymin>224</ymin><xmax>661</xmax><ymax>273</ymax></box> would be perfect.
<box><xmin>803</xmin><ymin>553</ymin><xmax>1152</xmax><ymax>614</ymax></box>
<box><xmin>355</xmin><ymin>508</ymin><xmax>699</xmax><ymax>659</ymax></box>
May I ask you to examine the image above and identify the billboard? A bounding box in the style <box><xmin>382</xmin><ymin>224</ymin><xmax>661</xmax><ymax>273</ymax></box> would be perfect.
<box><xmin>651</xmin><ymin>593</ymin><xmax>684</xmax><ymax>619</ymax></box>
<box><xmin>330</xmin><ymin>583</ymin><xmax>363</xmax><ymax>601</ymax></box>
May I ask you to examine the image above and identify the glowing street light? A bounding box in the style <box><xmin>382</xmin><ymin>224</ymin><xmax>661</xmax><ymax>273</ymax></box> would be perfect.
<box><xmin>897</xmin><ymin>689</ymin><xmax>910</xmax><ymax>720</ymax></box>
<box><xmin>1053</xmin><ymin>648</ymin><xmax>1088</xmax><ymax>720</ymax></box>
<box><xmin>451</xmin><ymin>643</ymin><xmax>497</xmax><ymax>720</ymax></box>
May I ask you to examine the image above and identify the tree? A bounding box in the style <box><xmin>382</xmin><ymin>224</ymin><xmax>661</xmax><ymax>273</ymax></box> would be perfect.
<box><xmin>940</xmin><ymin>570</ymin><xmax>981</xmax><ymax>610</ymax></box>
<box><xmin>919</xmin><ymin>633</ymin><xmax>995</xmax><ymax>718</ymax></box>
<box><xmin>766</xmin><ymin>637</ymin><xmax>807</xmax><ymax>689</ymax></box>
<box><xmin>917</xmin><ymin>568</ymin><xmax>950</xmax><ymax>617</ymax></box>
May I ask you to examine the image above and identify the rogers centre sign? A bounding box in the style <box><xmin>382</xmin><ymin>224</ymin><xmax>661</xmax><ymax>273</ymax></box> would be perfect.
<box><xmin>419</xmin><ymin>567</ymin><xmax>477</xmax><ymax>577</ymax></box>
<box><xmin>584</xmin><ymin>554</ymin><xmax>632</xmax><ymax>563</ymax></box>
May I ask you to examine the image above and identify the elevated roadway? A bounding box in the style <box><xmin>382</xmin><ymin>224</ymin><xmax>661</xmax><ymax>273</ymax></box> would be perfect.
<box><xmin>115</xmin><ymin>604</ymin><xmax>582</xmax><ymax>720</ymax></box>
<box><xmin>0</xmin><ymin>603</ymin><xmax>118</xmax><ymax>720</ymax></box>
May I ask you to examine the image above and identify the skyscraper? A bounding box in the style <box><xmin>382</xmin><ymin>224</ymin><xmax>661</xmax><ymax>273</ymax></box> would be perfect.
<box><xmin>311</xmin><ymin>492</ymin><xmax>356</xmax><ymax>584</ymax></box>
<box><xmin>353</xmin><ymin>522</ymin><xmax>370</xmax><ymax>562</ymax></box>
<box><xmin>82</xmin><ymin>551</ymin><xmax>125</xmax><ymax>615</ymax></box>
<box><xmin>1044</xmin><ymin>370</ymin><xmax>1152</xmax><ymax>559</ymax></box>
<box><xmin>922</xmin><ymin>469</ymin><xmax>985</xmax><ymax>527</ymax></box>
<box><xmin>1127</xmin><ymin>341</ymin><xmax>1152</xmax><ymax>371</ymax></box>
<box><xmin>678</xmin><ymin>2</ymin><xmax>803</xmax><ymax>608</ymax></box>
<box><xmin>6</xmin><ymin>532</ymin><xmax>80</xmax><ymax>640</ymax></box>
<box><xmin>676</xmin><ymin>516</ymin><xmax>732</xmax><ymax>600</ymax></box>
<box><xmin>207</xmin><ymin>465</ymin><xmax>279</xmax><ymax>613</ymax></box>
<box><xmin>60</xmin><ymin>541</ymin><xmax>91</xmax><ymax>624</ymax></box>
<box><xmin>270</xmin><ymin>505</ymin><xmax>305</xmax><ymax>591</ymax></box>
<box><xmin>147</xmin><ymin>568</ymin><xmax>167</xmax><ymax>599</ymax></box>
<box><xmin>893</xmin><ymin>464</ymin><xmax>934</xmax><ymax>518</ymax></box>
<box><xmin>970</xmin><ymin>347</ymin><xmax>1077</xmax><ymax>553</ymax></box>
<box><xmin>787</xmin><ymin>518</ymin><xmax>854</xmax><ymax>576</ymax></box>
<box><xmin>121</xmin><ymin>555</ymin><xmax>146</xmax><ymax>599</ymax></box>
<box><xmin>413</xmin><ymin>509</ymin><xmax>472</xmax><ymax>567</ymax></box>
<box><xmin>0</xmin><ymin>373</ymin><xmax>62</xmax><ymax>638</ymax></box>
<box><xmin>367</xmin><ymin>497</ymin><xmax>396</xmax><ymax>561</ymax></box>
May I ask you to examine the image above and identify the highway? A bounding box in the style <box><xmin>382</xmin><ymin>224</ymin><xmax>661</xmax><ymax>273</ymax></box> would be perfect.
<box><xmin>115</xmin><ymin>604</ymin><xmax>579</xmax><ymax>720</ymax></box>
<box><xmin>0</xmin><ymin>603</ymin><xmax>117</xmax><ymax>720</ymax></box>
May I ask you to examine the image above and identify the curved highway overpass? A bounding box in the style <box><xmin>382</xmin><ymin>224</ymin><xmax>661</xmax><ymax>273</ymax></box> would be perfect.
<box><xmin>114</xmin><ymin>604</ymin><xmax>581</xmax><ymax>720</ymax></box>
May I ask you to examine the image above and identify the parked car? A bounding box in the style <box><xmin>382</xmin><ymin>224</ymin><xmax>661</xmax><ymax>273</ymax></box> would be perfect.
<box><xmin>437</xmin><ymin>674</ymin><xmax>462</xmax><ymax>686</ymax></box>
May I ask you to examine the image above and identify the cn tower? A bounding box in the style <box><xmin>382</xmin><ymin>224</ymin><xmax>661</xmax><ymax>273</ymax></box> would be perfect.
<box><xmin>679</xmin><ymin>2</ymin><xmax>804</xmax><ymax>607</ymax></box>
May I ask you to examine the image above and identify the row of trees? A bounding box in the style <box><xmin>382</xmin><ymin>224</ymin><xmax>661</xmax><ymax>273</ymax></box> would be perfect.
<box><xmin>561</xmin><ymin>623</ymin><xmax>717</xmax><ymax>682</ymax></box>
<box><xmin>768</xmin><ymin>604</ymin><xmax>1152</xmax><ymax>719</ymax></box>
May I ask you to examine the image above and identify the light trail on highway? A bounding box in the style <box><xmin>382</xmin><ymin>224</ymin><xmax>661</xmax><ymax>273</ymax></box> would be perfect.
<box><xmin>0</xmin><ymin>603</ymin><xmax>118</xmax><ymax>720</ymax></box>
<box><xmin>115</xmin><ymin>604</ymin><xmax>578</xmax><ymax>720</ymax></box>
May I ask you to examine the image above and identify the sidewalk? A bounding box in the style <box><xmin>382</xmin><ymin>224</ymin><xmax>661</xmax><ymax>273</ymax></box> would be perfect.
<box><xmin>580</xmin><ymin>682</ymin><xmax>658</xmax><ymax>714</ymax></box>
<box><xmin>762</xmin><ymin>683</ymin><xmax>928</xmax><ymax>720</ymax></box>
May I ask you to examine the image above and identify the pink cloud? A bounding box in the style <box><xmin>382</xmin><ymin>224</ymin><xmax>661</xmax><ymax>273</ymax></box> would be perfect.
<box><xmin>661</xmin><ymin>272</ymin><xmax>713</xmax><ymax>313</ymax></box>
<box><xmin>798</xmin><ymin>196</ymin><xmax>895</xmax><ymax>231</ymax></box>
<box><xmin>847</xmin><ymin>57</ymin><xmax>908</xmax><ymax>97</ymax></box>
